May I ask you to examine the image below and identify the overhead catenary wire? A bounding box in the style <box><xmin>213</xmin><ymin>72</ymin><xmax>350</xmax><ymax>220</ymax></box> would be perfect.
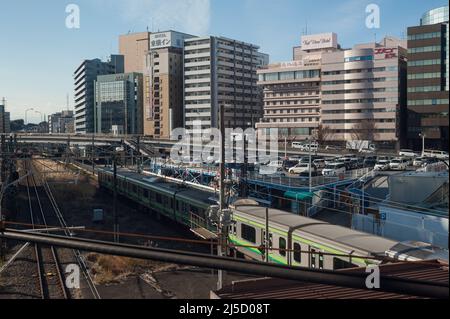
<box><xmin>0</xmin><ymin>229</ymin><xmax>447</xmax><ymax>299</ymax></box>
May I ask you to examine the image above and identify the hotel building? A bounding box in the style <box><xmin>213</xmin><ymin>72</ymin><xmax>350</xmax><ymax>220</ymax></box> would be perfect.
<box><xmin>256</xmin><ymin>33</ymin><xmax>339</xmax><ymax>140</ymax></box>
<box><xmin>321</xmin><ymin>37</ymin><xmax>408</xmax><ymax>149</ymax></box>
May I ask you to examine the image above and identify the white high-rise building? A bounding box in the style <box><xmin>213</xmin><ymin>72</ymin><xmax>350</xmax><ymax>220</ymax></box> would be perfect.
<box><xmin>184</xmin><ymin>36</ymin><xmax>269</xmax><ymax>133</ymax></box>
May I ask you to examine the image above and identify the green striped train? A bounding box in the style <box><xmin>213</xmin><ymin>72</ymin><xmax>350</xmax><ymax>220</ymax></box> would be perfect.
<box><xmin>97</xmin><ymin>168</ymin><xmax>419</xmax><ymax>270</ymax></box>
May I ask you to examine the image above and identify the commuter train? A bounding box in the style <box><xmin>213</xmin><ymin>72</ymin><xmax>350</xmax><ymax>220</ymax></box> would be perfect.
<box><xmin>97</xmin><ymin>168</ymin><xmax>448</xmax><ymax>270</ymax></box>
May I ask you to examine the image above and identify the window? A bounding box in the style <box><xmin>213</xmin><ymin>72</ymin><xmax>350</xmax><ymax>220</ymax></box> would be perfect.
<box><xmin>345</xmin><ymin>55</ymin><xmax>373</xmax><ymax>62</ymax></box>
<box><xmin>319</xmin><ymin>253</ymin><xmax>324</xmax><ymax>269</ymax></box>
<box><xmin>293</xmin><ymin>243</ymin><xmax>302</xmax><ymax>263</ymax></box>
<box><xmin>241</xmin><ymin>224</ymin><xmax>256</xmax><ymax>244</ymax></box>
<box><xmin>333</xmin><ymin>258</ymin><xmax>358</xmax><ymax>270</ymax></box>
<box><xmin>279</xmin><ymin>237</ymin><xmax>287</xmax><ymax>257</ymax></box>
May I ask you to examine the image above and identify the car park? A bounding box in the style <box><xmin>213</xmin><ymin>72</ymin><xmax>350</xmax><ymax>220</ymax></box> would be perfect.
<box><xmin>322</xmin><ymin>163</ymin><xmax>346</xmax><ymax>177</ymax></box>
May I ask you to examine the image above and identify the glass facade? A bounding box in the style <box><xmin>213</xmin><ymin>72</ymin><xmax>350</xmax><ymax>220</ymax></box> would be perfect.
<box><xmin>421</xmin><ymin>6</ymin><xmax>449</xmax><ymax>25</ymax></box>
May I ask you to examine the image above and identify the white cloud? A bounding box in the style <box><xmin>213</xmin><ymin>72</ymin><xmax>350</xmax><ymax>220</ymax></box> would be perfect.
<box><xmin>119</xmin><ymin>0</ymin><xmax>211</xmax><ymax>36</ymax></box>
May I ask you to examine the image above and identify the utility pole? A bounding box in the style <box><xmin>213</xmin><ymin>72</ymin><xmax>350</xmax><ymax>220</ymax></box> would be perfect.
<box><xmin>308</xmin><ymin>137</ymin><xmax>312</xmax><ymax>193</ymax></box>
<box><xmin>265</xmin><ymin>207</ymin><xmax>269</xmax><ymax>263</ymax></box>
<box><xmin>217</xmin><ymin>105</ymin><xmax>227</xmax><ymax>291</ymax></box>
<box><xmin>113</xmin><ymin>155</ymin><xmax>118</xmax><ymax>243</ymax></box>
<box><xmin>91</xmin><ymin>134</ymin><xmax>95</xmax><ymax>175</ymax></box>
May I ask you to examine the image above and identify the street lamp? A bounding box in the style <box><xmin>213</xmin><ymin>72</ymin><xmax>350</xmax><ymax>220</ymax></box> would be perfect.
<box><xmin>419</xmin><ymin>133</ymin><xmax>426</xmax><ymax>157</ymax></box>
<box><xmin>25</xmin><ymin>108</ymin><xmax>34</xmax><ymax>125</ymax></box>
<box><xmin>35</xmin><ymin>111</ymin><xmax>43</xmax><ymax>123</ymax></box>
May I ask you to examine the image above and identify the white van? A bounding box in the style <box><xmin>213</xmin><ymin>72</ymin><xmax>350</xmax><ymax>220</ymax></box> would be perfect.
<box><xmin>422</xmin><ymin>150</ymin><xmax>449</xmax><ymax>160</ymax></box>
<box><xmin>322</xmin><ymin>163</ymin><xmax>346</xmax><ymax>177</ymax></box>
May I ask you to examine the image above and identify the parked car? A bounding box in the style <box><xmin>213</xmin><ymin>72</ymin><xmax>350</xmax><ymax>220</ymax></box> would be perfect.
<box><xmin>363</xmin><ymin>156</ymin><xmax>377</xmax><ymax>168</ymax></box>
<box><xmin>374</xmin><ymin>160</ymin><xmax>390</xmax><ymax>171</ymax></box>
<box><xmin>313</xmin><ymin>158</ymin><xmax>326</xmax><ymax>169</ymax></box>
<box><xmin>289</xmin><ymin>163</ymin><xmax>317</xmax><ymax>175</ymax></box>
<box><xmin>299</xmin><ymin>142</ymin><xmax>319</xmax><ymax>152</ymax></box>
<box><xmin>422</xmin><ymin>150</ymin><xmax>449</xmax><ymax>160</ymax></box>
<box><xmin>322</xmin><ymin>163</ymin><xmax>346</xmax><ymax>177</ymax></box>
<box><xmin>389</xmin><ymin>158</ymin><xmax>408</xmax><ymax>171</ymax></box>
<box><xmin>399</xmin><ymin>149</ymin><xmax>419</xmax><ymax>158</ymax></box>
<box><xmin>282</xmin><ymin>159</ymin><xmax>299</xmax><ymax>171</ymax></box>
<box><xmin>413</xmin><ymin>157</ymin><xmax>426</xmax><ymax>167</ymax></box>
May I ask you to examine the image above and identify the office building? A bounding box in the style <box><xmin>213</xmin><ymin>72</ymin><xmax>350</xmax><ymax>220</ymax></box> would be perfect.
<box><xmin>407</xmin><ymin>6</ymin><xmax>449</xmax><ymax>151</ymax></box>
<box><xmin>144</xmin><ymin>31</ymin><xmax>195</xmax><ymax>138</ymax></box>
<box><xmin>48</xmin><ymin>110</ymin><xmax>74</xmax><ymax>134</ymax></box>
<box><xmin>94</xmin><ymin>73</ymin><xmax>143</xmax><ymax>135</ymax></box>
<box><xmin>0</xmin><ymin>101</ymin><xmax>10</xmax><ymax>134</ymax></box>
<box><xmin>74</xmin><ymin>55</ymin><xmax>124</xmax><ymax>134</ymax></box>
<box><xmin>184</xmin><ymin>36</ymin><xmax>269</xmax><ymax>133</ymax></box>
<box><xmin>257</xmin><ymin>33</ymin><xmax>338</xmax><ymax>140</ymax></box>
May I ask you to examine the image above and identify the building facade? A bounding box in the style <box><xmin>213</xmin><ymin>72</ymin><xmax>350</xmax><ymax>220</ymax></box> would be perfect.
<box><xmin>256</xmin><ymin>60</ymin><xmax>322</xmax><ymax>140</ymax></box>
<box><xmin>321</xmin><ymin>37</ymin><xmax>408</xmax><ymax>149</ymax></box>
<box><xmin>0</xmin><ymin>103</ymin><xmax>10</xmax><ymax>134</ymax></box>
<box><xmin>94</xmin><ymin>73</ymin><xmax>143</xmax><ymax>135</ymax></box>
<box><xmin>48</xmin><ymin>110</ymin><xmax>74</xmax><ymax>134</ymax></box>
<box><xmin>407</xmin><ymin>6</ymin><xmax>449</xmax><ymax>151</ymax></box>
<box><xmin>257</xmin><ymin>33</ymin><xmax>339</xmax><ymax>140</ymax></box>
<box><xmin>144</xmin><ymin>31</ymin><xmax>195</xmax><ymax>138</ymax></box>
<box><xmin>184</xmin><ymin>36</ymin><xmax>269</xmax><ymax>133</ymax></box>
<box><xmin>74</xmin><ymin>55</ymin><xmax>124</xmax><ymax>134</ymax></box>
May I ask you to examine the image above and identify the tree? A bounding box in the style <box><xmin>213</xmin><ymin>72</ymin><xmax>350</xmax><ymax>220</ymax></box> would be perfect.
<box><xmin>350</xmin><ymin>120</ymin><xmax>377</xmax><ymax>141</ymax></box>
<box><xmin>314</xmin><ymin>124</ymin><xmax>334</xmax><ymax>146</ymax></box>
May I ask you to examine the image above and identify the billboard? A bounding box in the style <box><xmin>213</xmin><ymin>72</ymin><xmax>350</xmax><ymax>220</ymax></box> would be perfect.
<box><xmin>301</xmin><ymin>33</ymin><xmax>338</xmax><ymax>51</ymax></box>
<box><xmin>150</xmin><ymin>31</ymin><xmax>194</xmax><ymax>49</ymax></box>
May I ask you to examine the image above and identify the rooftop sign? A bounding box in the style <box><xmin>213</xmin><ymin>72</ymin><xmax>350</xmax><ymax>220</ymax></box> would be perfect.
<box><xmin>301</xmin><ymin>33</ymin><xmax>338</xmax><ymax>51</ymax></box>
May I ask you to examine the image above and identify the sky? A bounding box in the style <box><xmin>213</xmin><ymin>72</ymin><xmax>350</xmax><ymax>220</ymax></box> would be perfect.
<box><xmin>0</xmin><ymin>0</ymin><xmax>447</xmax><ymax>123</ymax></box>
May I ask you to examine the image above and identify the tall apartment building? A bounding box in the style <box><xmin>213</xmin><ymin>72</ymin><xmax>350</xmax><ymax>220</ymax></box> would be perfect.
<box><xmin>257</xmin><ymin>33</ymin><xmax>339</xmax><ymax>140</ymax></box>
<box><xmin>73</xmin><ymin>55</ymin><xmax>124</xmax><ymax>133</ymax></box>
<box><xmin>48</xmin><ymin>110</ymin><xmax>74</xmax><ymax>134</ymax></box>
<box><xmin>321</xmin><ymin>37</ymin><xmax>407</xmax><ymax>149</ymax></box>
<box><xmin>0</xmin><ymin>101</ymin><xmax>10</xmax><ymax>134</ymax></box>
<box><xmin>407</xmin><ymin>6</ymin><xmax>449</xmax><ymax>151</ymax></box>
<box><xmin>144</xmin><ymin>31</ymin><xmax>195</xmax><ymax>138</ymax></box>
<box><xmin>184</xmin><ymin>36</ymin><xmax>269</xmax><ymax>133</ymax></box>
<box><xmin>94</xmin><ymin>73</ymin><xmax>143</xmax><ymax>135</ymax></box>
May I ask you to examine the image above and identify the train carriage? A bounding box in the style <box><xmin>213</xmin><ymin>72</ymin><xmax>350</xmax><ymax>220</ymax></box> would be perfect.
<box><xmin>97</xmin><ymin>168</ymin><xmax>447</xmax><ymax>271</ymax></box>
<box><xmin>229</xmin><ymin>204</ymin><xmax>399</xmax><ymax>270</ymax></box>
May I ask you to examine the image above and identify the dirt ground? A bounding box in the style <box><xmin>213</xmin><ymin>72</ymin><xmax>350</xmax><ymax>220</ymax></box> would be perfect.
<box><xmin>9</xmin><ymin>159</ymin><xmax>251</xmax><ymax>299</ymax></box>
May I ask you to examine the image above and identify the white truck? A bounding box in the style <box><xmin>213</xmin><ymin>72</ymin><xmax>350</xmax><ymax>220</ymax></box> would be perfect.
<box><xmin>346</xmin><ymin>140</ymin><xmax>376</xmax><ymax>153</ymax></box>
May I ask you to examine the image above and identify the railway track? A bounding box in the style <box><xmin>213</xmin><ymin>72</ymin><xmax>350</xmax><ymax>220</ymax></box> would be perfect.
<box><xmin>28</xmin><ymin>158</ymin><xmax>101</xmax><ymax>299</ymax></box>
<box><xmin>24</xmin><ymin>160</ymin><xmax>68</xmax><ymax>299</ymax></box>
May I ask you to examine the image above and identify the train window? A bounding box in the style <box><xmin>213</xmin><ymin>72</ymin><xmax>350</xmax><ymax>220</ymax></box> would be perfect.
<box><xmin>319</xmin><ymin>253</ymin><xmax>324</xmax><ymax>269</ymax></box>
<box><xmin>143</xmin><ymin>189</ymin><xmax>149</xmax><ymax>198</ymax></box>
<box><xmin>132</xmin><ymin>185</ymin><xmax>137</xmax><ymax>194</ymax></box>
<box><xmin>293</xmin><ymin>243</ymin><xmax>302</xmax><ymax>263</ymax></box>
<box><xmin>241</xmin><ymin>224</ymin><xmax>256</xmax><ymax>244</ymax></box>
<box><xmin>311</xmin><ymin>249</ymin><xmax>317</xmax><ymax>268</ymax></box>
<box><xmin>333</xmin><ymin>258</ymin><xmax>358</xmax><ymax>270</ymax></box>
<box><xmin>279</xmin><ymin>237</ymin><xmax>287</xmax><ymax>257</ymax></box>
<box><xmin>191</xmin><ymin>206</ymin><xmax>199</xmax><ymax>215</ymax></box>
<box><xmin>156</xmin><ymin>193</ymin><xmax>162</xmax><ymax>204</ymax></box>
